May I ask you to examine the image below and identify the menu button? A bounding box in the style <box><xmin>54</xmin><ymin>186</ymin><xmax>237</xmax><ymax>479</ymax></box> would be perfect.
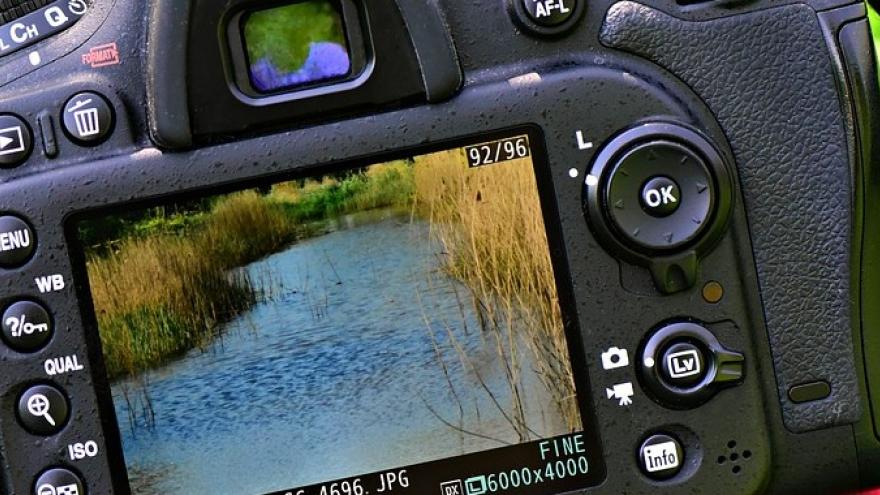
<box><xmin>0</xmin><ymin>215</ymin><xmax>35</xmax><ymax>267</ymax></box>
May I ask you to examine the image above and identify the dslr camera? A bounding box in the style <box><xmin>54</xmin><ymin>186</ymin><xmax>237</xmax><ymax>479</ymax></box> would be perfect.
<box><xmin>0</xmin><ymin>0</ymin><xmax>877</xmax><ymax>493</ymax></box>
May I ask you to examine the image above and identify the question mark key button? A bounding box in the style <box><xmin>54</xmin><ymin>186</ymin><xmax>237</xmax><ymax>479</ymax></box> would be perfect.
<box><xmin>2</xmin><ymin>300</ymin><xmax>53</xmax><ymax>352</ymax></box>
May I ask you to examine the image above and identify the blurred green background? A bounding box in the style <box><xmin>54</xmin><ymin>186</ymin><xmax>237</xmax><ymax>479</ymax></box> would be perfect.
<box><xmin>871</xmin><ymin>4</ymin><xmax>880</xmax><ymax>53</ymax></box>
<box><xmin>244</xmin><ymin>0</ymin><xmax>346</xmax><ymax>72</ymax></box>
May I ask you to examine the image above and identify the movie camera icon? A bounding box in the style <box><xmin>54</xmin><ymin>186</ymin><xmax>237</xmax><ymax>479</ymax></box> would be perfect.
<box><xmin>606</xmin><ymin>382</ymin><xmax>634</xmax><ymax>406</ymax></box>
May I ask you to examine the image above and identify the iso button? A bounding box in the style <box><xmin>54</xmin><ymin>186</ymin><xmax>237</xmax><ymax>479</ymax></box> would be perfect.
<box><xmin>0</xmin><ymin>114</ymin><xmax>33</xmax><ymax>168</ymax></box>
<box><xmin>34</xmin><ymin>467</ymin><xmax>86</xmax><ymax>495</ymax></box>
<box><xmin>62</xmin><ymin>92</ymin><xmax>114</xmax><ymax>146</ymax></box>
<box><xmin>523</xmin><ymin>0</ymin><xmax>577</xmax><ymax>26</ymax></box>
<box><xmin>0</xmin><ymin>215</ymin><xmax>36</xmax><ymax>268</ymax></box>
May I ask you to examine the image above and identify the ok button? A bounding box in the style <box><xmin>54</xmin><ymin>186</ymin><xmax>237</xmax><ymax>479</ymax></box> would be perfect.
<box><xmin>640</xmin><ymin>176</ymin><xmax>681</xmax><ymax>217</ymax></box>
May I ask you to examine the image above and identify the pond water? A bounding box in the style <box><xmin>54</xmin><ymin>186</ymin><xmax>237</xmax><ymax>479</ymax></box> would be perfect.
<box><xmin>111</xmin><ymin>210</ymin><xmax>570</xmax><ymax>495</ymax></box>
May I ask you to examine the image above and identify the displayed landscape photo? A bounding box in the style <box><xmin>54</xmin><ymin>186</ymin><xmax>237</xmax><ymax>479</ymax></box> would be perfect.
<box><xmin>243</xmin><ymin>0</ymin><xmax>351</xmax><ymax>93</ymax></box>
<box><xmin>79</xmin><ymin>140</ymin><xmax>583</xmax><ymax>494</ymax></box>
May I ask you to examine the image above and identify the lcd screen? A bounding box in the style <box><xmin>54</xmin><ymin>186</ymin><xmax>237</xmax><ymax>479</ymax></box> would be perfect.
<box><xmin>76</xmin><ymin>135</ymin><xmax>604</xmax><ymax>495</ymax></box>
<box><xmin>242</xmin><ymin>0</ymin><xmax>352</xmax><ymax>93</ymax></box>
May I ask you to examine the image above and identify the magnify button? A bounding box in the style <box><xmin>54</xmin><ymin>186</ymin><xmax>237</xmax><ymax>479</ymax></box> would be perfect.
<box><xmin>17</xmin><ymin>384</ymin><xmax>69</xmax><ymax>435</ymax></box>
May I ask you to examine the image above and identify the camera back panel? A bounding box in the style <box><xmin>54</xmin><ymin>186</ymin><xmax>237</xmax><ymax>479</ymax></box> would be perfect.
<box><xmin>0</xmin><ymin>0</ymin><xmax>876</xmax><ymax>493</ymax></box>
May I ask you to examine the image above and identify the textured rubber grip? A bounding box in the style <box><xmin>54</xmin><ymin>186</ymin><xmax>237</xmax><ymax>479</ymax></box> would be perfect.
<box><xmin>601</xmin><ymin>2</ymin><xmax>860</xmax><ymax>433</ymax></box>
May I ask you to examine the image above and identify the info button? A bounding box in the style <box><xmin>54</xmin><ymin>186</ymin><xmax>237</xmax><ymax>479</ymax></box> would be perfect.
<box><xmin>639</xmin><ymin>434</ymin><xmax>684</xmax><ymax>480</ymax></box>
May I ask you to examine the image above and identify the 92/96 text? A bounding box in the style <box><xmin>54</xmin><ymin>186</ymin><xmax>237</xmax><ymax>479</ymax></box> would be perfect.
<box><xmin>465</xmin><ymin>136</ymin><xmax>531</xmax><ymax>168</ymax></box>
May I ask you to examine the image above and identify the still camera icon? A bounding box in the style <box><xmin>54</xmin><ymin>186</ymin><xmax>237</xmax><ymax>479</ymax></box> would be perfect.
<box><xmin>601</xmin><ymin>346</ymin><xmax>629</xmax><ymax>370</ymax></box>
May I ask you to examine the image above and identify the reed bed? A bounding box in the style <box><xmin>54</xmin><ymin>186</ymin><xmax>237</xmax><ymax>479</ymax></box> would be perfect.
<box><xmin>88</xmin><ymin>192</ymin><xmax>298</xmax><ymax>379</ymax></box>
<box><xmin>412</xmin><ymin>150</ymin><xmax>582</xmax><ymax>433</ymax></box>
<box><xmin>87</xmin><ymin>164</ymin><xmax>414</xmax><ymax>379</ymax></box>
<box><xmin>87</xmin><ymin>154</ymin><xmax>580</xmax><ymax>435</ymax></box>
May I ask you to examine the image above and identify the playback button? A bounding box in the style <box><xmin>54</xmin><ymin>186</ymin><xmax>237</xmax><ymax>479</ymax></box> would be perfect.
<box><xmin>0</xmin><ymin>114</ymin><xmax>33</xmax><ymax>168</ymax></box>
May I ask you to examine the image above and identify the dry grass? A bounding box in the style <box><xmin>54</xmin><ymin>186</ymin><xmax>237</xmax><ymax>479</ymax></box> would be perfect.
<box><xmin>87</xmin><ymin>192</ymin><xmax>298</xmax><ymax>378</ymax></box>
<box><xmin>88</xmin><ymin>164</ymin><xmax>415</xmax><ymax>379</ymax></box>
<box><xmin>87</xmin><ymin>151</ymin><xmax>581</xmax><ymax>436</ymax></box>
<box><xmin>412</xmin><ymin>149</ymin><xmax>582</xmax><ymax>433</ymax></box>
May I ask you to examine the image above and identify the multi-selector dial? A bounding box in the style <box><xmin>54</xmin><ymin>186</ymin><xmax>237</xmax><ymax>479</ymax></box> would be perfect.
<box><xmin>605</xmin><ymin>140</ymin><xmax>715</xmax><ymax>251</ymax></box>
<box><xmin>583</xmin><ymin>123</ymin><xmax>733</xmax><ymax>293</ymax></box>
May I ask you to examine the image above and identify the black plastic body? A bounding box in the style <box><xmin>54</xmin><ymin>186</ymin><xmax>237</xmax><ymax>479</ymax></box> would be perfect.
<box><xmin>0</xmin><ymin>0</ymin><xmax>875</xmax><ymax>493</ymax></box>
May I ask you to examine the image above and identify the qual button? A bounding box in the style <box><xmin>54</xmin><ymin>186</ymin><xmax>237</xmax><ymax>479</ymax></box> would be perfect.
<box><xmin>0</xmin><ymin>215</ymin><xmax>36</xmax><ymax>268</ymax></box>
<box><xmin>2</xmin><ymin>300</ymin><xmax>53</xmax><ymax>352</ymax></box>
<box><xmin>17</xmin><ymin>384</ymin><xmax>70</xmax><ymax>436</ymax></box>
<box><xmin>62</xmin><ymin>92</ymin><xmax>114</xmax><ymax>146</ymax></box>
<box><xmin>0</xmin><ymin>114</ymin><xmax>33</xmax><ymax>168</ymax></box>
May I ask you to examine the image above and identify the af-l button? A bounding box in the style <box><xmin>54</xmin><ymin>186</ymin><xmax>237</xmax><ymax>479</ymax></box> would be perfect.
<box><xmin>523</xmin><ymin>0</ymin><xmax>577</xmax><ymax>26</ymax></box>
<box><xmin>0</xmin><ymin>114</ymin><xmax>33</xmax><ymax>168</ymax></box>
